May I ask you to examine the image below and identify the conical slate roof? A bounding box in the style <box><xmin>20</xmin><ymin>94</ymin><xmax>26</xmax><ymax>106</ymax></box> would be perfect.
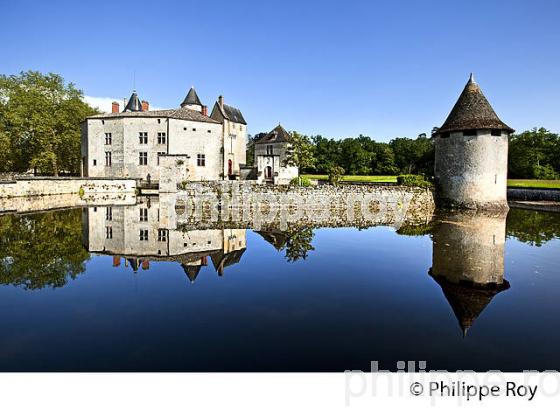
<box><xmin>123</xmin><ymin>91</ymin><xmax>143</xmax><ymax>112</ymax></box>
<box><xmin>181</xmin><ymin>87</ymin><xmax>202</xmax><ymax>107</ymax></box>
<box><xmin>429</xmin><ymin>269</ymin><xmax>510</xmax><ymax>336</ymax></box>
<box><xmin>437</xmin><ymin>74</ymin><xmax>514</xmax><ymax>134</ymax></box>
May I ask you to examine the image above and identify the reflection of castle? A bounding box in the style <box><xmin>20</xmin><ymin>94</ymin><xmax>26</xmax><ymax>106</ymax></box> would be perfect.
<box><xmin>82</xmin><ymin>198</ymin><xmax>246</xmax><ymax>282</ymax></box>
<box><xmin>429</xmin><ymin>212</ymin><xmax>510</xmax><ymax>336</ymax></box>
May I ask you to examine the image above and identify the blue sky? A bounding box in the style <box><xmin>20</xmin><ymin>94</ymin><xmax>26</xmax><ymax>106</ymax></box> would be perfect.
<box><xmin>1</xmin><ymin>0</ymin><xmax>559</xmax><ymax>140</ymax></box>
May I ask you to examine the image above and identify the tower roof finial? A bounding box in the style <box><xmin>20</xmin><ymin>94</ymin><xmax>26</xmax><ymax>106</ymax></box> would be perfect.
<box><xmin>469</xmin><ymin>72</ymin><xmax>475</xmax><ymax>84</ymax></box>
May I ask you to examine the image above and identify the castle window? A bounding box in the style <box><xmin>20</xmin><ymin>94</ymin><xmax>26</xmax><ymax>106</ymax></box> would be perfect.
<box><xmin>157</xmin><ymin>152</ymin><xmax>165</xmax><ymax>165</ymax></box>
<box><xmin>184</xmin><ymin>127</ymin><xmax>187</xmax><ymax>131</ymax></box>
<box><xmin>197</xmin><ymin>154</ymin><xmax>206</xmax><ymax>166</ymax></box>
<box><xmin>105</xmin><ymin>152</ymin><xmax>112</xmax><ymax>167</ymax></box>
<box><xmin>157</xmin><ymin>119</ymin><xmax>161</xmax><ymax>124</ymax></box>
<box><xmin>463</xmin><ymin>129</ymin><xmax>477</xmax><ymax>136</ymax></box>
<box><xmin>491</xmin><ymin>129</ymin><xmax>502</xmax><ymax>136</ymax></box>
<box><xmin>192</xmin><ymin>128</ymin><xmax>197</xmax><ymax>131</ymax></box>
<box><xmin>158</xmin><ymin>229</ymin><xmax>167</xmax><ymax>242</ymax></box>
<box><xmin>106</xmin><ymin>207</ymin><xmax>112</xmax><ymax>221</ymax></box>
<box><xmin>93</xmin><ymin>159</ymin><xmax>97</xmax><ymax>166</ymax></box>
<box><xmin>207</xmin><ymin>129</ymin><xmax>211</xmax><ymax>133</ymax></box>
<box><xmin>106</xmin><ymin>226</ymin><xmax>113</xmax><ymax>239</ymax></box>
<box><xmin>139</xmin><ymin>208</ymin><xmax>148</xmax><ymax>222</ymax></box>
<box><xmin>440</xmin><ymin>132</ymin><xmax>450</xmax><ymax>138</ymax></box>
<box><xmin>139</xmin><ymin>229</ymin><xmax>149</xmax><ymax>241</ymax></box>
<box><xmin>139</xmin><ymin>132</ymin><xmax>148</xmax><ymax>144</ymax></box>
<box><xmin>157</xmin><ymin>132</ymin><xmax>167</xmax><ymax>144</ymax></box>
<box><xmin>139</xmin><ymin>152</ymin><xmax>148</xmax><ymax>165</ymax></box>
<box><xmin>266</xmin><ymin>145</ymin><xmax>273</xmax><ymax>155</ymax></box>
<box><xmin>105</xmin><ymin>133</ymin><xmax>112</xmax><ymax>145</ymax></box>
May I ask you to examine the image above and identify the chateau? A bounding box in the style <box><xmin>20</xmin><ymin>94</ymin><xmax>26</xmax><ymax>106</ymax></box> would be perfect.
<box><xmin>81</xmin><ymin>87</ymin><xmax>247</xmax><ymax>182</ymax></box>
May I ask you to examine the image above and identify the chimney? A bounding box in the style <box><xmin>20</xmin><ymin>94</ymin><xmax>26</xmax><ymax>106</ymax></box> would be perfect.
<box><xmin>111</xmin><ymin>101</ymin><xmax>120</xmax><ymax>113</ymax></box>
<box><xmin>218</xmin><ymin>95</ymin><xmax>224</xmax><ymax>110</ymax></box>
<box><xmin>201</xmin><ymin>105</ymin><xmax>208</xmax><ymax>116</ymax></box>
<box><xmin>141</xmin><ymin>100</ymin><xmax>149</xmax><ymax>112</ymax></box>
<box><xmin>141</xmin><ymin>260</ymin><xmax>150</xmax><ymax>270</ymax></box>
<box><xmin>112</xmin><ymin>256</ymin><xmax>121</xmax><ymax>267</ymax></box>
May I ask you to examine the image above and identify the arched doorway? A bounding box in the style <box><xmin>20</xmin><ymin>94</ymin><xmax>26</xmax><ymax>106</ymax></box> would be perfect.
<box><xmin>265</xmin><ymin>166</ymin><xmax>272</xmax><ymax>179</ymax></box>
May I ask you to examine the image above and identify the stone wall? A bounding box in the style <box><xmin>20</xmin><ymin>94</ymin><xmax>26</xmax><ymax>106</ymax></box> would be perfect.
<box><xmin>172</xmin><ymin>181</ymin><xmax>435</xmax><ymax>230</ymax></box>
<box><xmin>507</xmin><ymin>188</ymin><xmax>560</xmax><ymax>202</ymax></box>
<box><xmin>0</xmin><ymin>177</ymin><xmax>136</xmax><ymax>199</ymax></box>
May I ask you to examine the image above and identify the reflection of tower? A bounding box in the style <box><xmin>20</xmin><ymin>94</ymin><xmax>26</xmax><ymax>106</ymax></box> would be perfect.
<box><xmin>429</xmin><ymin>211</ymin><xmax>510</xmax><ymax>336</ymax></box>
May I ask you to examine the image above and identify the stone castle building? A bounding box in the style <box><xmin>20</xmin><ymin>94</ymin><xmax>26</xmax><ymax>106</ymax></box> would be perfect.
<box><xmin>82</xmin><ymin>197</ymin><xmax>246</xmax><ymax>281</ymax></box>
<box><xmin>81</xmin><ymin>87</ymin><xmax>247</xmax><ymax>182</ymax></box>
<box><xmin>433</xmin><ymin>74</ymin><xmax>514</xmax><ymax>210</ymax></box>
<box><xmin>253</xmin><ymin>124</ymin><xmax>298</xmax><ymax>185</ymax></box>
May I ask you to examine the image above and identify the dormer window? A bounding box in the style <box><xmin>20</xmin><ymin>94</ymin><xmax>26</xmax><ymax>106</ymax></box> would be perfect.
<box><xmin>463</xmin><ymin>129</ymin><xmax>477</xmax><ymax>137</ymax></box>
<box><xmin>491</xmin><ymin>129</ymin><xmax>502</xmax><ymax>136</ymax></box>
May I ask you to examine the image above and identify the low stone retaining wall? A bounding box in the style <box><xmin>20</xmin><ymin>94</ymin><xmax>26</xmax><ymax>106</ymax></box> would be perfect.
<box><xmin>0</xmin><ymin>177</ymin><xmax>137</xmax><ymax>199</ymax></box>
<box><xmin>507</xmin><ymin>188</ymin><xmax>560</xmax><ymax>202</ymax></box>
<box><xmin>173</xmin><ymin>181</ymin><xmax>436</xmax><ymax>230</ymax></box>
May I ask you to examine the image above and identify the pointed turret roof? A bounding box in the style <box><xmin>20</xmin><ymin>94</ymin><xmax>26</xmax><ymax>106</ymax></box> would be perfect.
<box><xmin>436</xmin><ymin>74</ymin><xmax>514</xmax><ymax>134</ymax></box>
<box><xmin>429</xmin><ymin>269</ymin><xmax>510</xmax><ymax>336</ymax></box>
<box><xmin>181</xmin><ymin>87</ymin><xmax>202</xmax><ymax>107</ymax></box>
<box><xmin>123</xmin><ymin>90</ymin><xmax>143</xmax><ymax>112</ymax></box>
<box><xmin>254</xmin><ymin>124</ymin><xmax>292</xmax><ymax>144</ymax></box>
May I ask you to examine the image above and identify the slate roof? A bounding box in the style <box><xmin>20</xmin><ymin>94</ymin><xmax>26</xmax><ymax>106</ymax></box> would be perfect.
<box><xmin>214</xmin><ymin>101</ymin><xmax>247</xmax><ymax>125</ymax></box>
<box><xmin>181</xmin><ymin>87</ymin><xmax>202</xmax><ymax>107</ymax></box>
<box><xmin>436</xmin><ymin>74</ymin><xmax>514</xmax><ymax>135</ymax></box>
<box><xmin>429</xmin><ymin>269</ymin><xmax>510</xmax><ymax>336</ymax></box>
<box><xmin>88</xmin><ymin>106</ymin><xmax>220</xmax><ymax>124</ymax></box>
<box><xmin>254</xmin><ymin>124</ymin><xmax>292</xmax><ymax>144</ymax></box>
<box><xmin>123</xmin><ymin>91</ymin><xmax>142</xmax><ymax>112</ymax></box>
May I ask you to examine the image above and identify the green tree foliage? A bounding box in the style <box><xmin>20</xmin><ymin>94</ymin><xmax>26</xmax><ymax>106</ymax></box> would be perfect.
<box><xmin>245</xmin><ymin>134</ymin><xmax>255</xmax><ymax>166</ymax></box>
<box><xmin>0</xmin><ymin>209</ymin><xmax>90</xmax><ymax>289</ymax></box>
<box><xmin>328</xmin><ymin>165</ymin><xmax>345</xmax><ymax>186</ymax></box>
<box><xmin>284</xmin><ymin>131</ymin><xmax>316</xmax><ymax>172</ymax></box>
<box><xmin>0</xmin><ymin>71</ymin><xmax>98</xmax><ymax>175</ymax></box>
<box><xmin>509</xmin><ymin>128</ymin><xmax>560</xmax><ymax>179</ymax></box>
<box><xmin>506</xmin><ymin>208</ymin><xmax>560</xmax><ymax>246</ymax></box>
<box><xmin>283</xmin><ymin>228</ymin><xmax>315</xmax><ymax>262</ymax></box>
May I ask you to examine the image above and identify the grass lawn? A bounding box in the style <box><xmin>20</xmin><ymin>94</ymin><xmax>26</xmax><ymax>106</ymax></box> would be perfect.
<box><xmin>507</xmin><ymin>179</ymin><xmax>560</xmax><ymax>189</ymax></box>
<box><xmin>304</xmin><ymin>175</ymin><xmax>560</xmax><ymax>189</ymax></box>
<box><xmin>303</xmin><ymin>174</ymin><xmax>397</xmax><ymax>183</ymax></box>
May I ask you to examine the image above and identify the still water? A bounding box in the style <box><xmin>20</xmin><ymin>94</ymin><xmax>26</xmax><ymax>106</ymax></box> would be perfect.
<box><xmin>0</xmin><ymin>202</ymin><xmax>559</xmax><ymax>371</ymax></box>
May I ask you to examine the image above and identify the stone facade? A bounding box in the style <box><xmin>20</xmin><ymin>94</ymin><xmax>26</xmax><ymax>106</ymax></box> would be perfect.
<box><xmin>253</xmin><ymin>125</ymin><xmax>298</xmax><ymax>185</ymax></box>
<box><xmin>82</xmin><ymin>90</ymin><xmax>246</xmax><ymax>183</ymax></box>
<box><xmin>434</xmin><ymin>130</ymin><xmax>509</xmax><ymax>210</ymax></box>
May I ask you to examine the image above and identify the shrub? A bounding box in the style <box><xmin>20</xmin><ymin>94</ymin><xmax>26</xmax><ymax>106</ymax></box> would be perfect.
<box><xmin>532</xmin><ymin>164</ymin><xmax>559</xmax><ymax>180</ymax></box>
<box><xmin>328</xmin><ymin>166</ymin><xmax>345</xmax><ymax>186</ymax></box>
<box><xmin>290</xmin><ymin>176</ymin><xmax>312</xmax><ymax>187</ymax></box>
<box><xmin>397</xmin><ymin>174</ymin><xmax>432</xmax><ymax>188</ymax></box>
<box><xmin>78</xmin><ymin>186</ymin><xmax>85</xmax><ymax>198</ymax></box>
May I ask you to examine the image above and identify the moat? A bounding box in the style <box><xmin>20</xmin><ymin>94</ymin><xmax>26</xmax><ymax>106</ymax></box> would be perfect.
<box><xmin>0</xmin><ymin>202</ymin><xmax>559</xmax><ymax>371</ymax></box>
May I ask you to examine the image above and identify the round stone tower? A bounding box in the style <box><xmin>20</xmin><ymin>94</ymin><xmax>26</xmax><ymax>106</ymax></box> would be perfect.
<box><xmin>433</xmin><ymin>74</ymin><xmax>514</xmax><ymax>210</ymax></box>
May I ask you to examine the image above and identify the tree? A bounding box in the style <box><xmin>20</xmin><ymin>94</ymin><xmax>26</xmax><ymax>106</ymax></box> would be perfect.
<box><xmin>389</xmin><ymin>135</ymin><xmax>434</xmax><ymax>175</ymax></box>
<box><xmin>0</xmin><ymin>209</ymin><xmax>90</xmax><ymax>289</ymax></box>
<box><xmin>509</xmin><ymin>128</ymin><xmax>560</xmax><ymax>179</ymax></box>
<box><xmin>245</xmin><ymin>134</ymin><xmax>255</xmax><ymax>166</ymax></box>
<box><xmin>0</xmin><ymin>71</ymin><xmax>98</xmax><ymax>175</ymax></box>
<box><xmin>283</xmin><ymin>228</ymin><xmax>315</xmax><ymax>262</ymax></box>
<box><xmin>328</xmin><ymin>165</ymin><xmax>345</xmax><ymax>185</ymax></box>
<box><xmin>284</xmin><ymin>131</ymin><xmax>316</xmax><ymax>172</ymax></box>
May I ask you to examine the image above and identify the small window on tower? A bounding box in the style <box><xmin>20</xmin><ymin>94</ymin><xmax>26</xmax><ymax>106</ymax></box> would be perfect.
<box><xmin>491</xmin><ymin>129</ymin><xmax>502</xmax><ymax>136</ymax></box>
<box><xmin>463</xmin><ymin>129</ymin><xmax>477</xmax><ymax>136</ymax></box>
<box><xmin>440</xmin><ymin>132</ymin><xmax>450</xmax><ymax>139</ymax></box>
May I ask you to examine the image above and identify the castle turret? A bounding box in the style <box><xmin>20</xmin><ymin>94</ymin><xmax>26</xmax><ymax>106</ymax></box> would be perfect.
<box><xmin>180</xmin><ymin>86</ymin><xmax>203</xmax><ymax>112</ymax></box>
<box><xmin>434</xmin><ymin>74</ymin><xmax>514</xmax><ymax>210</ymax></box>
<box><xmin>123</xmin><ymin>90</ymin><xmax>143</xmax><ymax>112</ymax></box>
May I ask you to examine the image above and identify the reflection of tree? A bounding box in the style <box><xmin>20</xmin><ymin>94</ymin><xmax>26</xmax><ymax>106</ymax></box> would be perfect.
<box><xmin>506</xmin><ymin>208</ymin><xmax>560</xmax><ymax>246</ymax></box>
<box><xmin>396</xmin><ymin>223</ymin><xmax>434</xmax><ymax>237</ymax></box>
<box><xmin>0</xmin><ymin>209</ymin><xmax>90</xmax><ymax>290</ymax></box>
<box><xmin>283</xmin><ymin>228</ymin><xmax>315</xmax><ymax>262</ymax></box>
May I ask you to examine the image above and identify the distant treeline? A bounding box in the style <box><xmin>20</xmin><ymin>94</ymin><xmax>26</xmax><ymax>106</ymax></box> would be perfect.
<box><xmin>249</xmin><ymin>128</ymin><xmax>560</xmax><ymax>180</ymax></box>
